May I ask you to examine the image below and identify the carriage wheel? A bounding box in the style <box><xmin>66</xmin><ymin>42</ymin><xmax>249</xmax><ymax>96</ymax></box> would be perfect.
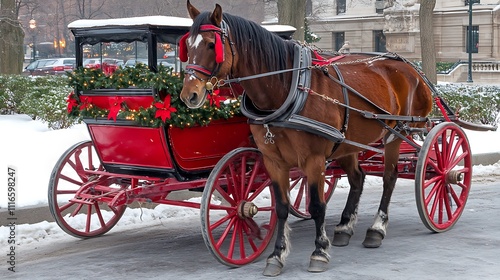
<box><xmin>48</xmin><ymin>141</ymin><xmax>126</xmax><ymax>238</ymax></box>
<box><xmin>415</xmin><ymin>122</ymin><xmax>472</xmax><ymax>233</ymax></box>
<box><xmin>201</xmin><ymin>148</ymin><xmax>277</xmax><ymax>267</ymax></box>
<box><xmin>288</xmin><ymin>168</ymin><xmax>338</xmax><ymax>219</ymax></box>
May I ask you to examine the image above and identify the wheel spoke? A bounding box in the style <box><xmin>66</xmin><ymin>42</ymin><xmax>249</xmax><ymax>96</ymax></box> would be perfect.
<box><xmin>423</xmin><ymin>175</ymin><xmax>441</xmax><ymax>191</ymax></box>
<box><xmin>94</xmin><ymin>203</ymin><xmax>106</xmax><ymax>228</ymax></box>
<box><xmin>448</xmin><ymin>135</ymin><xmax>463</xmax><ymax>164</ymax></box>
<box><xmin>216</xmin><ymin>217</ymin><xmax>237</xmax><ymax>251</ymax></box>
<box><xmin>243</xmin><ymin>159</ymin><xmax>261</xmax><ymax>199</ymax></box>
<box><xmin>227</xmin><ymin>162</ymin><xmax>240</xmax><ymax>202</ymax></box>
<box><xmin>58</xmin><ymin>201</ymin><xmax>76</xmax><ymax>212</ymax></box>
<box><xmin>427</xmin><ymin>180</ymin><xmax>442</xmax><ymax>218</ymax></box>
<box><xmin>209</xmin><ymin>211</ymin><xmax>236</xmax><ymax>232</ymax></box>
<box><xmin>59</xmin><ymin>174</ymin><xmax>84</xmax><ymax>186</ymax></box>
<box><xmin>238</xmin><ymin>220</ymin><xmax>246</xmax><ymax>259</ymax></box>
<box><xmin>214</xmin><ymin>184</ymin><xmax>236</xmax><ymax>206</ymax></box>
<box><xmin>448</xmin><ymin>150</ymin><xmax>469</xmax><ymax>169</ymax></box>
<box><xmin>246</xmin><ymin>183</ymin><xmax>268</xmax><ymax>202</ymax></box>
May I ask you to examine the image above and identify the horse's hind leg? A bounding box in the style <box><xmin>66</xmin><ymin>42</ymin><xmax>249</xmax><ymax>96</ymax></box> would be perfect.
<box><xmin>362</xmin><ymin>138</ymin><xmax>402</xmax><ymax>248</ymax></box>
<box><xmin>332</xmin><ymin>154</ymin><xmax>365</xmax><ymax>247</ymax></box>
<box><xmin>263</xmin><ymin>169</ymin><xmax>291</xmax><ymax>277</ymax></box>
<box><xmin>303</xmin><ymin>156</ymin><xmax>330</xmax><ymax>272</ymax></box>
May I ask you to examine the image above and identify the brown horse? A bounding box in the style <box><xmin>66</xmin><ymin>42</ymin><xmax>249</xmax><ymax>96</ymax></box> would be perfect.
<box><xmin>180</xmin><ymin>1</ymin><xmax>433</xmax><ymax>276</ymax></box>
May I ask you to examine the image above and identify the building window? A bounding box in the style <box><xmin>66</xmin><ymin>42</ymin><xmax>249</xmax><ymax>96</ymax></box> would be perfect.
<box><xmin>466</xmin><ymin>26</ymin><xmax>479</xmax><ymax>53</ymax></box>
<box><xmin>465</xmin><ymin>0</ymin><xmax>480</xmax><ymax>5</ymax></box>
<box><xmin>375</xmin><ymin>0</ymin><xmax>385</xmax><ymax>14</ymax></box>
<box><xmin>337</xmin><ymin>0</ymin><xmax>346</xmax><ymax>15</ymax></box>
<box><xmin>333</xmin><ymin>32</ymin><xmax>345</xmax><ymax>51</ymax></box>
<box><xmin>374</xmin><ymin>30</ymin><xmax>386</xmax><ymax>52</ymax></box>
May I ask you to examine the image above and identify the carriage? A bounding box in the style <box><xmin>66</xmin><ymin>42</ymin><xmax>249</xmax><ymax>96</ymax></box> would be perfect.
<box><xmin>49</xmin><ymin>10</ymin><xmax>497</xmax><ymax>273</ymax></box>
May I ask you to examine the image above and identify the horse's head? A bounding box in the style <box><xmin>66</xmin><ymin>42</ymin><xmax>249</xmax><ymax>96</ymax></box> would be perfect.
<box><xmin>179</xmin><ymin>1</ymin><xmax>233</xmax><ymax>109</ymax></box>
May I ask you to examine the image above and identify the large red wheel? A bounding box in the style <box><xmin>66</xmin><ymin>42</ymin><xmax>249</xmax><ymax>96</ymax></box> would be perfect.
<box><xmin>288</xmin><ymin>168</ymin><xmax>337</xmax><ymax>219</ymax></box>
<box><xmin>415</xmin><ymin>122</ymin><xmax>472</xmax><ymax>232</ymax></box>
<box><xmin>201</xmin><ymin>148</ymin><xmax>277</xmax><ymax>267</ymax></box>
<box><xmin>48</xmin><ymin>141</ymin><xmax>127</xmax><ymax>238</ymax></box>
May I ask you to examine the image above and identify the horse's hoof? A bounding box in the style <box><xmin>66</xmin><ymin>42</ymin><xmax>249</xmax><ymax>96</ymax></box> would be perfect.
<box><xmin>308</xmin><ymin>255</ymin><xmax>329</xmax><ymax>273</ymax></box>
<box><xmin>263</xmin><ymin>257</ymin><xmax>283</xmax><ymax>277</ymax></box>
<box><xmin>362</xmin><ymin>229</ymin><xmax>384</xmax><ymax>248</ymax></box>
<box><xmin>332</xmin><ymin>231</ymin><xmax>351</xmax><ymax>247</ymax></box>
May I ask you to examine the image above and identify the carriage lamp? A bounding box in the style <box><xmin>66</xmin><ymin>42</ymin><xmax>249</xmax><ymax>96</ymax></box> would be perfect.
<box><xmin>29</xmin><ymin>19</ymin><xmax>37</xmax><ymax>62</ymax></box>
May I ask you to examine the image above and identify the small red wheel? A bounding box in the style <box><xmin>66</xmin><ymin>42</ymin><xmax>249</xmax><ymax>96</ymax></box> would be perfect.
<box><xmin>415</xmin><ymin>122</ymin><xmax>472</xmax><ymax>232</ymax></box>
<box><xmin>48</xmin><ymin>141</ymin><xmax>126</xmax><ymax>238</ymax></box>
<box><xmin>201</xmin><ymin>148</ymin><xmax>277</xmax><ymax>267</ymax></box>
<box><xmin>289</xmin><ymin>168</ymin><xmax>337</xmax><ymax>219</ymax></box>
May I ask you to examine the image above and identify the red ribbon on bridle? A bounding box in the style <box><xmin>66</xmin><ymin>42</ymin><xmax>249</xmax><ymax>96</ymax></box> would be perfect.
<box><xmin>179</xmin><ymin>24</ymin><xmax>225</xmax><ymax>64</ymax></box>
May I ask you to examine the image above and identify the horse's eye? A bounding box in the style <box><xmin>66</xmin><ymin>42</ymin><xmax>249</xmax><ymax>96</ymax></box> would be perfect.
<box><xmin>208</xmin><ymin>42</ymin><xmax>215</xmax><ymax>49</ymax></box>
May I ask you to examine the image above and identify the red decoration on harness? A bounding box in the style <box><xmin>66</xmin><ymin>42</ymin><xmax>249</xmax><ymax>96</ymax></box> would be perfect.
<box><xmin>312</xmin><ymin>50</ymin><xmax>345</xmax><ymax>66</ymax></box>
<box><xmin>178</xmin><ymin>24</ymin><xmax>224</xmax><ymax>64</ymax></box>
<box><xmin>179</xmin><ymin>32</ymin><xmax>189</xmax><ymax>63</ymax></box>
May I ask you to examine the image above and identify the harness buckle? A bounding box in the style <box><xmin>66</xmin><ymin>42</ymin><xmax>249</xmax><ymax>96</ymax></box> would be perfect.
<box><xmin>263</xmin><ymin>124</ymin><xmax>275</xmax><ymax>144</ymax></box>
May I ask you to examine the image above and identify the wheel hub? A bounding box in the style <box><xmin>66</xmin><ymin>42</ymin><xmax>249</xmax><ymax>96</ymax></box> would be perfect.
<box><xmin>237</xmin><ymin>201</ymin><xmax>258</xmax><ymax>219</ymax></box>
<box><xmin>445</xmin><ymin>170</ymin><xmax>463</xmax><ymax>184</ymax></box>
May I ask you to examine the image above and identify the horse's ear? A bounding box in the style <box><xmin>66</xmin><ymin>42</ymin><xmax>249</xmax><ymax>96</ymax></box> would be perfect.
<box><xmin>187</xmin><ymin>0</ymin><xmax>200</xmax><ymax>19</ymax></box>
<box><xmin>211</xmin><ymin>4</ymin><xmax>223</xmax><ymax>27</ymax></box>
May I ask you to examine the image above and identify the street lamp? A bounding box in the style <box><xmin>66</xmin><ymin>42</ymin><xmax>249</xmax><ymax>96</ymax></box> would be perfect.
<box><xmin>29</xmin><ymin>19</ymin><xmax>37</xmax><ymax>62</ymax></box>
<box><xmin>467</xmin><ymin>0</ymin><xmax>473</xmax><ymax>83</ymax></box>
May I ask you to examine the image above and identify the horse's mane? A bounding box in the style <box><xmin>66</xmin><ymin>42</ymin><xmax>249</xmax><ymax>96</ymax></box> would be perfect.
<box><xmin>191</xmin><ymin>11</ymin><xmax>295</xmax><ymax>75</ymax></box>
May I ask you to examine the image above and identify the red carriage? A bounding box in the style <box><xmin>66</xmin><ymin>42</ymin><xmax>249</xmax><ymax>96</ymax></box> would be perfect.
<box><xmin>49</xmin><ymin>12</ymin><xmax>497</xmax><ymax>272</ymax></box>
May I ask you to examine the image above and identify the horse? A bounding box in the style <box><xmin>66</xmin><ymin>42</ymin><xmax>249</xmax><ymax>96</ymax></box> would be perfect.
<box><xmin>179</xmin><ymin>1</ymin><xmax>433</xmax><ymax>276</ymax></box>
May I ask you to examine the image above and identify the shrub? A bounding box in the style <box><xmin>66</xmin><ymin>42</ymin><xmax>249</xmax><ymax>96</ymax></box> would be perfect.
<box><xmin>435</xmin><ymin>83</ymin><xmax>500</xmax><ymax>126</ymax></box>
<box><xmin>0</xmin><ymin>75</ymin><xmax>76</xmax><ymax>129</ymax></box>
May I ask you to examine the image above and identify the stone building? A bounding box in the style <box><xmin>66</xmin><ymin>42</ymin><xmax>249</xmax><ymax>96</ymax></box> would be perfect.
<box><xmin>265</xmin><ymin>0</ymin><xmax>499</xmax><ymax>63</ymax></box>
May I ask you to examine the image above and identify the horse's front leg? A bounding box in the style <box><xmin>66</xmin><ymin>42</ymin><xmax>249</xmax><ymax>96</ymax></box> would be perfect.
<box><xmin>263</xmin><ymin>170</ymin><xmax>291</xmax><ymax>277</ymax></box>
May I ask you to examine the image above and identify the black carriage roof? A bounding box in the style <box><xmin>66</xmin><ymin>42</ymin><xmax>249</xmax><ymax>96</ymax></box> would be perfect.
<box><xmin>68</xmin><ymin>15</ymin><xmax>296</xmax><ymax>44</ymax></box>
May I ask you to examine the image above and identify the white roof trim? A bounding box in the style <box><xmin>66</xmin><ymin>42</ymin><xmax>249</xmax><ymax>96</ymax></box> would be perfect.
<box><xmin>68</xmin><ymin>16</ymin><xmax>193</xmax><ymax>29</ymax></box>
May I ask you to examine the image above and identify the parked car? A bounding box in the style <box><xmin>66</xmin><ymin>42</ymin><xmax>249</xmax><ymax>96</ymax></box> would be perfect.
<box><xmin>23</xmin><ymin>58</ymin><xmax>76</xmax><ymax>76</ymax></box>
<box><xmin>124</xmin><ymin>58</ymin><xmax>149</xmax><ymax>67</ymax></box>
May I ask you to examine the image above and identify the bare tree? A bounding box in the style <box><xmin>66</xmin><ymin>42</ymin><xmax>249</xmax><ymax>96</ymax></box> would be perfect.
<box><xmin>278</xmin><ymin>0</ymin><xmax>306</xmax><ymax>41</ymax></box>
<box><xmin>0</xmin><ymin>0</ymin><xmax>25</xmax><ymax>74</ymax></box>
<box><xmin>74</xmin><ymin>0</ymin><xmax>107</xmax><ymax>19</ymax></box>
<box><xmin>419</xmin><ymin>0</ymin><xmax>437</xmax><ymax>84</ymax></box>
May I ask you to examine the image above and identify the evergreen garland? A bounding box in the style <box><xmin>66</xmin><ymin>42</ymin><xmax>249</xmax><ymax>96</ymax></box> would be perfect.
<box><xmin>66</xmin><ymin>64</ymin><xmax>241</xmax><ymax>128</ymax></box>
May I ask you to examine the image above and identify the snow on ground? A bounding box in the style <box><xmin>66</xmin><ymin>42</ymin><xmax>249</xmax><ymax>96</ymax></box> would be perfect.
<box><xmin>0</xmin><ymin>114</ymin><xmax>499</xmax><ymax>246</ymax></box>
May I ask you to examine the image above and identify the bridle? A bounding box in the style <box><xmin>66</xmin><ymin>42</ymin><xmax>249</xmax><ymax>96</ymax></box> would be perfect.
<box><xmin>180</xmin><ymin>21</ymin><xmax>234</xmax><ymax>91</ymax></box>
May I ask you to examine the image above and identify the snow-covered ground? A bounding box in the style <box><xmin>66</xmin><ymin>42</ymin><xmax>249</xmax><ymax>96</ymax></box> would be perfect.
<box><xmin>0</xmin><ymin>114</ymin><xmax>499</xmax><ymax>247</ymax></box>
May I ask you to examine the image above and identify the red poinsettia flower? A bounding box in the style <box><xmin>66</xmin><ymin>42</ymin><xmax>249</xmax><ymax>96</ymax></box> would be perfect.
<box><xmin>207</xmin><ymin>89</ymin><xmax>225</xmax><ymax>108</ymax></box>
<box><xmin>66</xmin><ymin>93</ymin><xmax>78</xmax><ymax>113</ymax></box>
<box><xmin>79</xmin><ymin>96</ymin><xmax>93</xmax><ymax>110</ymax></box>
<box><xmin>108</xmin><ymin>96</ymin><xmax>123</xmax><ymax>121</ymax></box>
<box><xmin>154</xmin><ymin>95</ymin><xmax>177</xmax><ymax>122</ymax></box>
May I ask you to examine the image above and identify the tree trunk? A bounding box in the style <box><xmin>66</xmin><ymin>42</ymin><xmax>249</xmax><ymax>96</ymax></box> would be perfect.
<box><xmin>0</xmin><ymin>0</ymin><xmax>25</xmax><ymax>74</ymax></box>
<box><xmin>419</xmin><ymin>0</ymin><xmax>437</xmax><ymax>84</ymax></box>
<box><xmin>277</xmin><ymin>0</ymin><xmax>306</xmax><ymax>41</ymax></box>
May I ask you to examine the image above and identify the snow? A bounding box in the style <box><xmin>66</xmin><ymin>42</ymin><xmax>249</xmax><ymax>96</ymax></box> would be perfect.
<box><xmin>0</xmin><ymin>114</ymin><xmax>499</xmax><ymax>246</ymax></box>
<box><xmin>68</xmin><ymin>16</ymin><xmax>193</xmax><ymax>29</ymax></box>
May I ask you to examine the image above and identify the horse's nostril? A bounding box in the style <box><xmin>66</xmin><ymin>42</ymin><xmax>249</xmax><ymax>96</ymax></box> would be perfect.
<box><xmin>189</xmin><ymin>92</ymin><xmax>198</xmax><ymax>104</ymax></box>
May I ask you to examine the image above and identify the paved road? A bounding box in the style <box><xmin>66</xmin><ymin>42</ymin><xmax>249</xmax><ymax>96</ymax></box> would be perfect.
<box><xmin>13</xmin><ymin>179</ymin><xmax>500</xmax><ymax>279</ymax></box>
